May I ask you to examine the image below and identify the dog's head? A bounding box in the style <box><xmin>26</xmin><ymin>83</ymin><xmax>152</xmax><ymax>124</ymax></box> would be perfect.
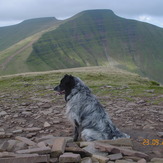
<box><xmin>54</xmin><ymin>74</ymin><xmax>75</xmax><ymax>100</ymax></box>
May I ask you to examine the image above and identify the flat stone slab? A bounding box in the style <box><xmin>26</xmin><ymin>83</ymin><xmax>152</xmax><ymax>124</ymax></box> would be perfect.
<box><xmin>108</xmin><ymin>153</ymin><xmax>123</xmax><ymax>160</ymax></box>
<box><xmin>15</xmin><ymin>136</ymin><xmax>36</xmax><ymax>146</ymax></box>
<box><xmin>0</xmin><ymin>154</ymin><xmax>49</xmax><ymax>163</ymax></box>
<box><xmin>95</xmin><ymin>143</ymin><xmax>149</xmax><ymax>160</ymax></box>
<box><xmin>92</xmin><ymin>154</ymin><xmax>110</xmax><ymax>163</ymax></box>
<box><xmin>59</xmin><ymin>153</ymin><xmax>81</xmax><ymax>163</ymax></box>
<box><xmin>96</xmin><ymin>138</ymin><xmax>133</xmax><ymax>147</ymax></box>
<box><xmin>51</xmin><ymin>137</ymin><xmax>67</xmax><ymax>157</ymax></box>
<box><xmin>16</xmin><ymin>147</ymin><xmax>51</xmax><ymax>155</ymax></box>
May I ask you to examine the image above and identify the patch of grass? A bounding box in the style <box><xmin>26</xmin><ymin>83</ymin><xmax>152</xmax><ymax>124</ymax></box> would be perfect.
<box><xmin>0</xmin><ymin>66</ymin><xmax>162</xmax><ymax>105</ymax></box>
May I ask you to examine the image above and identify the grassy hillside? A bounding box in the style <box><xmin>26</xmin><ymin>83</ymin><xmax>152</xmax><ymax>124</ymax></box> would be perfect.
<box><xmin>27</xmin><ymin>10</ymin><xmax>163</xmax><ymax>83</ymax></box>
<box><xmin>0</xmin><ymin>18</ymin><xmax>62</xmax><ymax>75</ymax></box>
<box><xmin>0</xmin><ymin>17</ymin><xmax>59</xmax><ymax>51</ymax></box>
<box><xmin>0</xmin><ymin>66</ymin><xmax>162</xmax><ymax>105</ymax></box>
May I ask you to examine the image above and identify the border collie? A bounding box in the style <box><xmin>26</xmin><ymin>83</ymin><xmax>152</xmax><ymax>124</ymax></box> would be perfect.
<box><xmin>54</xmin><ymin>74</ymin><xmax>129</xmax><ymax>141</ymax></box>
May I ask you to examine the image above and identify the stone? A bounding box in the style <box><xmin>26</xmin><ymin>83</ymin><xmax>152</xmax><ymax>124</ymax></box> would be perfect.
<box><xmin>53</xmin><ymin>120</ymin><xmax>60</xmax><ymax>124</ymax></box>
<box><xmin>0</xmin><ymin>154</ymin><xmax>49</xmax><ymax>163</ymax></box>
<box><xmin>15</xmin><ymin>136</ymin><xmax>36</xmax><ymax>146</ymax></box>
<box><xmin>137</xmin><ymin>158</ymin><xmax>146</xmax><ymax>163</ymax></box>
<box><xmin>146</xmin><ymin>89</ymin><xmax>155</xmax><ymax>93</ymax></box>
<box><xmin>157</xmin><ymin>132</ymin><xmax>163</xmax><ymax>138</ymax></box>
<box><xmin>65</xmin><ymin>145</ymin><xmax>92</xmax><ymax>158</ymax></box>
<box><xmin>0</xmin><ymin>111</ymin><xmax>7</xmax><ymax>116</ymax></box>
<box><xmin>21</xmin><ymin>102</ymin><xmax>30</xmax><ymax>106</ymax></box>
<box><xmin>21</xmin><ymin>111</ymin><xmax>32</xmax><ymax>116</ymax></box>
<box><xmin>41</xmin><ymin>103</ymin><xmax>51</xmax><ymax>109</ymax></box>
<box><xmin>96</xmin><ymin>138</ymin><xmax>133</xmax><ymax>147</ymax></box>
<box><xmin>44</xmin><ymin>121</ymin><xmax>51</xmax><ymax>128</ymax></box>
<box><xmin>36</xmin><ymin>135</ymin><xmax>55</xmax><ymax>142</ymax></box>
<box><xmin>0</xmin><ymin>128</ymin><xmax>4</xmax><ymax>132</ymax></box>
<box><xmin>26</xmin><ymin>132</ymin><xmax>37</xmax><ymax>138</ymax></box>
<box><xmin>40</xmin><ymin>108</ymin><xmax>53</xmax><ymax>115</ymax></box>
<box><xmin>12</xmin><ymin>129</ymin><xmax>23</xmax><ymax>134</ymax></box>
<box><xmin>81</xmin><ymin>157</ymin><xmax>92</xmax><ymax>163</ymax></box>
<box><xmin>108</xmin><ymin>153</ymin><xmax>123</xmax><ymax>160</ymax></box>
<box><xmin>5</xmin><ymin>133</ymin><xmax>13</xmax><ymax>138</ymax></box>
<box><xmin>51</xmin><ymin>137</ymin><xmax>67</xmax><ymax>157</ymax></box>
<box><xmin>6</xmin><ymin>140</ymin><xmax>18</xmax><ymax>152</ymax></box>
<box><xmin>137</xmin><ymin>100</ymin><xmax>146</xmax><ymax>104</ymax></box>
<box><xmin>0</xmin><ymin>132</ymin><xmax>5</xmax><ymax>138</ymax></box>
<box><xmin>66</xmin><ymin>142</ymin><xmax>79</xmax><ymax>148</ymax></box>
<box><xmin>0</xmin><ymin>141</ymin><xmax>9</xmax><ymax>152</ymax></box>
<box><xmin>150</xmin><ymin>158</ymin><xmax>163</xmax><ymax>163</ymax></box>
<box><xmin>16</xmin><ymin>147</ymin><xmax>51</xmax><ymax>154</ymax></box>
<box><xmin>91</xmin><ymin>157</ymin><xmax>100</xmax><ymax>163</ymax></box>
<box><xmin>115</xmin><ymin>160</ymin><xmax>133</xmax><ymax>163</ymax></box>
<box><xmin>23</xmin><ymin>127</ymin><xmax>41</xmax><ymax>132</ymax></box>
<box><xmin>123</xmin><ymin>156</ymin><xmax>144</xmax><ymax>162</ymax></box>
<box><xmin>80</xmin><ymin>142</ymin><xmax>93</xmax><ymax>148</ymax></box>
<box><xmin>39</xmin><ymin>138</ymin><xmax>56</xmax><ymax>147</ymax></box>
<box><xmin>14</xmin><ymin>142</ymin><xmax>28</xmax><ymax>151</ymax></box>
<box><xmin>59</xmin><ymin>153</ymin><xmax>81</xmax><ymax>163</ymax></box>
<box><xmin>143</xmin><ymin>125</ymin><xmax>155</xmax><ymax>130</ymax></box>
<box><xmin>95</xmin><ymin>143</ymin><xmax>149</xmax><ymax>160</ymax></box>
<box><xmin>92</xmin><ymin>155</ymin><xmax>109</xmax><ymax>163</ymax></box>
<box><xmin>49</xmin><ymin>157</ymin><xmax>58</xmax><ymax>163</ymax></box>
<box><xmin>83</xmin><ymin>143</ymin><xmax>108</xmax><ymax>157</ymax></box>
<box><xmin>0</xmin><ymin>152</ymin><xmax>15</xmax><ymax>158</ymax></box>
<box><xmin>37</xmin><ymin>142</ymin><xmax>47</xmax><ymax>148</ymax></box>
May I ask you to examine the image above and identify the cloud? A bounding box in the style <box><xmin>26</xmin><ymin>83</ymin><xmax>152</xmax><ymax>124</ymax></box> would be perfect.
<box><xmin>0</xmin><ymin>0</ymin><xmax>163</xmax><ymax>27</ymax></box>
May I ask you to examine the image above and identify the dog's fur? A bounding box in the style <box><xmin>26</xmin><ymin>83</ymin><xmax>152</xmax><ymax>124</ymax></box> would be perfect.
<box><xmin>54</xmin><ymin>74</ymin><xmax>129</xmax><ymax>141</ymax></box>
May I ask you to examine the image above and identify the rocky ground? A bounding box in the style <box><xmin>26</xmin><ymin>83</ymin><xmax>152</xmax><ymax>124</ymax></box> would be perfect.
<box><xmin>0</xmin><ymin>87</ymin><xmax>163</xmax><ymax>162</ymax></box>
<box><xmin>0</xmin><ymin>70</ymin><xmax>163</xmax><ymax>162</ymax></box>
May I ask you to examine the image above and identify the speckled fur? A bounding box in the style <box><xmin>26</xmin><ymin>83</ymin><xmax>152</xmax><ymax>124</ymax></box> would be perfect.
<box><xmin>55</xmin><ymin>75</ymin><xmax>130</xmax><ymax>141</ymax></box>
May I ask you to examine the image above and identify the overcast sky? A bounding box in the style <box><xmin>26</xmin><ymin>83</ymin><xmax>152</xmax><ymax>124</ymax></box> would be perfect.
<box><xmin>0</xmin><ymin>0</ymin><xmax>163</xmax><ymax>27</ymax></box>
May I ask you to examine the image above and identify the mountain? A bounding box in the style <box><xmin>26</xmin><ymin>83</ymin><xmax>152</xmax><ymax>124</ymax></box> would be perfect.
<box><xmin>0</xmin><ymin>17</ymin><xmax>59</xmax><ymax>51</ymax></box>
<box><xmin>0</xmin><ymin>10</ymin><xmax>163</xmax><ymax>84</ymax></box>
<box><xmin>27</xmin><ymin>10</ymin><xmax>163</xmax><ymax>83</ymax></box>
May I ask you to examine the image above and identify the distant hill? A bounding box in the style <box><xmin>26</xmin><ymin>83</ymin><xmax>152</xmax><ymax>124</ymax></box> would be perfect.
<box><xmin>0</xmin><ymin>17</ymin><xmax>59</xmax><ymax>51</ymax></box>
<box><xmin>27</xmin><ymin>10</ymin><xmax>163</xmax><ymax>83</ymax></box>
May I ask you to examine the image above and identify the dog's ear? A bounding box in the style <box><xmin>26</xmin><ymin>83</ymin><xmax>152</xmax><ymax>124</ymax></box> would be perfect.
<box><xmin>64</xmin><ymin>74</ymin><xmax>74</xmax><ymax>81</ymax></box>
<box><xmin>64</xmin><ymin>74</ymin><xmax>69</xmax><ymax>78</ymax></box>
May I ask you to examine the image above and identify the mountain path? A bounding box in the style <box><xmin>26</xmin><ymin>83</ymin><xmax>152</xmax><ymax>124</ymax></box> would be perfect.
<box><xmin>0</xmin><ymin>39</ymin><xmax>37</xmax><ymax>70</ymax></box>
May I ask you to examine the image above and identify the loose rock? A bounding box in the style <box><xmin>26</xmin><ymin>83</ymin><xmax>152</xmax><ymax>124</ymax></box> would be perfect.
<box><xmin>108</xmin><ymin>153</ymin><xmax>123</xmax><ymax>161</ymax></box>
<box><xmin>51</xmin><ymin>137</ymin><xmax>67</xmax><ymax>157</ymax></box>
<box><xmin>59</xmin><ymin>153</ymin><xmax>81</xmax><ymax>163</ymax></box>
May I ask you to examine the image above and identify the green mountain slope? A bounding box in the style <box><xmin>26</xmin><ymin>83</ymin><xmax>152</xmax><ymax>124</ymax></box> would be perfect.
<box><xmin>0</xmin><ymin>17</ymin><xmax>59</xmax><ymax>51</ymax></box>
<box><xmin>27</xmin><ymin>10</ymin><xmax>163</xmax><ymax>83</ymax></box>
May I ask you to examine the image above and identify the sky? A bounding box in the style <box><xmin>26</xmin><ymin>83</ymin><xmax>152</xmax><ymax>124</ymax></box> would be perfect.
<box><xmin>0</xmin><ymin>0</ymin><xmax>163</xmax><ymax>28</ymax></box>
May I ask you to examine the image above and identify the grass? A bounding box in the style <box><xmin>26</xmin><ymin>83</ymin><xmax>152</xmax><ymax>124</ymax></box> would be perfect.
<box><xmin>0</xmin><ymin>66</ymin><xmax>162</xmax><ymax>105</ymax></box>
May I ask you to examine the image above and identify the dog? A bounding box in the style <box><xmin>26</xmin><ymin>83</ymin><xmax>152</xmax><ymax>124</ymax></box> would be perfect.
<box><xmin>54</xmin><ymin>74</ymin><xmax>129</xmax><ymax>141</ymax></box>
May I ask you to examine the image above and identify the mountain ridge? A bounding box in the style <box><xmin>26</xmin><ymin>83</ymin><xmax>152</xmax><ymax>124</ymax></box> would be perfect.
<box><xmin>27</xmin><ymin>9</ymin><xmax>163</xmax><ymax>83</ymax></box>
<box><xmin>0</xmin><ymin>9</ymin><xmax>163</xmax><ymax>84</ymax></box>
<box><xmin>0</xmin><ymin>17</ymin><xmax>59</xmax><ymax>51</ymax></box>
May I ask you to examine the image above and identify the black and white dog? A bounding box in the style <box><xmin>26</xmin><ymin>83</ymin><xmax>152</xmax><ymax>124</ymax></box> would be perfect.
<box><xmin>54</xmin><ymin>74</ymin><xmax>129</xmax><ymax>141</ymax></box>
